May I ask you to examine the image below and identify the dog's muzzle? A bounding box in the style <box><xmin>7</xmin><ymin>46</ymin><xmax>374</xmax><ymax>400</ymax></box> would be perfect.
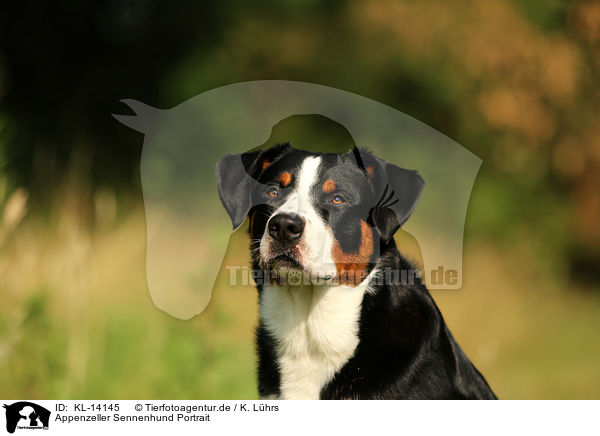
<box><xmin>268</xmin><ymin>213</ymin><xmax>305</xmax><ymax>244</ymax></box>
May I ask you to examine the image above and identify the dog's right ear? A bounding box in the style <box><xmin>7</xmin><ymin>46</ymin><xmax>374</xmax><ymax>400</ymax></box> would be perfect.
<box><xmin>216</xmin><ymin>150</ymin><xmax>263</xmax><ymax>230</ymax></box>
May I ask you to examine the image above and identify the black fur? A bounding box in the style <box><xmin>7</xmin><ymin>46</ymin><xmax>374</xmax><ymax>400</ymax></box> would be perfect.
<box><xmin>255</xmin><ymin>323</ymin><xmax>281</xmax><ymax>398</ymax></box>
<box><xmin>319</xmin><ymin>242</ymin><xmax>496</xmax><ymax>399</ymax></box>
<box><xmin>216</xmin><ymin>145</ymin><xmax>497</xmax><ymax>400</ymax></box>
<box><xmin>254</xmin><ymin>241</ymin><xmax>496</xmax><ymax>400</ymax></box>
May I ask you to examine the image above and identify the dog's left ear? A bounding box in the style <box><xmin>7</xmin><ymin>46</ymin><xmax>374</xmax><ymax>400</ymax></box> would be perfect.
<box><xmin>216</xmin><ymin>150</ymin><xmax>262</xmax><ymax>230</ymax></box>
<box><xmin>366</xmin><ymin>154</ymin><xmax>425</xmax><ymax>242</ymax></box>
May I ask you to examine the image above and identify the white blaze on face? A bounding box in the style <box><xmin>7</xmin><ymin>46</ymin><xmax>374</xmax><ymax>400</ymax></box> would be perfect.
<box><xmin>258</xmin><ymin>155</ymin><xmax>377</xmax><ymax>399</ymax></box>
<box><xmin>260</xmin><ymin>156</ymin><xmax>337</xmax><ymax>278</ymax></box>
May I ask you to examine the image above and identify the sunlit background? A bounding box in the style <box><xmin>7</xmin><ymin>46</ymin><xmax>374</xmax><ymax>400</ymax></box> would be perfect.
<box><xmin>1</xmin><ymin>0</ymin><xmax>599</xmax><ymax>399</ymax></box>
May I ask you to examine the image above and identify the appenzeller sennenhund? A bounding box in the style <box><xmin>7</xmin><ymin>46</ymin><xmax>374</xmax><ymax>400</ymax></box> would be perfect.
<box><xmin>216</xmin><ymin>144</ymin><xmax>496</xmax><ymax>400</ymax></box>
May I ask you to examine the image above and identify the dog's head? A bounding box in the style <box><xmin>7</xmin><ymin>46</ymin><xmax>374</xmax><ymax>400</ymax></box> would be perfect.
<box><xmin>216</xmin><ymin>144</ymin><xmax>424</xmax><ymax>285</ymax></box>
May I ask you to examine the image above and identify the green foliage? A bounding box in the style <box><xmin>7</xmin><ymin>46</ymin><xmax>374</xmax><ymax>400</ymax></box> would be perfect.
<box><xmin>1</xmin><ymin>0</ymin><xmax>599</xmax><ymax>400</ymax></box>
<box><xmin>509</xmin><ymin>0</ymin><xmax>569</xmax><ymax>31</ymax></box>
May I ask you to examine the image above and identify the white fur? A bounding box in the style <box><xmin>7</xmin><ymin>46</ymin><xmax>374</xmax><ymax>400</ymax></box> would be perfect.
<box><xmin>258</xmin><ymin>155</ymin><xmax>376</xmax><ymax>399</ymax></box>
<box><xmin>260</xmin><ymin>272</ymin><xmax>375</xmax><ymax>400</ymax></box>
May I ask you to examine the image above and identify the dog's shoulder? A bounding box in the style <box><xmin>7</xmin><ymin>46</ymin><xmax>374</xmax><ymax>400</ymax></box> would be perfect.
<box><xmin>322</xmin><ymin>243</ymin><xmax>496</xmax><ymax>399</ymax></box>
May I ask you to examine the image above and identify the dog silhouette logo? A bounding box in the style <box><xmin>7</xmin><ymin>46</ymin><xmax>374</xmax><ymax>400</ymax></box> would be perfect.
<box><xmin>3</xmin><ymin>402</ymin><xmax>50</xmax><ymax>434</ymax></box>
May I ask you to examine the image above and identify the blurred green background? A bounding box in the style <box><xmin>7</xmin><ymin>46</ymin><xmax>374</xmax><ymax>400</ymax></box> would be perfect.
<box><xmin>1</xmin><ymin>0</ymin><xmax>599</xmax><ymax>399</ymax></box>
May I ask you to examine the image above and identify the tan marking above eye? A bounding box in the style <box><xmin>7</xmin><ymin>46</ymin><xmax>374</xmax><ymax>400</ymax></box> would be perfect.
<box><xmin>261</xmin><ymin>160</ymin><xmax>271</xmax><ymax>171</ymax></box>
<box><xmin>279</xmin><ymin>171</ymin><xmax>292</xmax><ymax>187</ymax></box>
<box><xmin>322</xmin><ymin>179</ymin><xmax>336</xmax><ymax>193</ymax></box>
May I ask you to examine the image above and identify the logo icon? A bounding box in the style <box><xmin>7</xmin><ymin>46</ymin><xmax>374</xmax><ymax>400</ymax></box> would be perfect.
<box><xmin>3</xmin><ymin>402</ymin><xmax>50</xmax><ymax>434</ymax></box>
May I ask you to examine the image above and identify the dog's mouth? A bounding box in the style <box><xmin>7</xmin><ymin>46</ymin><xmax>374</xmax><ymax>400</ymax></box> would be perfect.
<box><xmin>261</xmin><ymin>252</ymin><xmax>337</xmax><ymax>283</ymax></box>
<box><xmin>259</xmin><ymin>240</ymin><xmax>339</xmax><ymax>283</ymax></box>
<box><xmin>264</xmin><ymin>253</ymin><xmax>303</xmax><ymax>271</ymax></box>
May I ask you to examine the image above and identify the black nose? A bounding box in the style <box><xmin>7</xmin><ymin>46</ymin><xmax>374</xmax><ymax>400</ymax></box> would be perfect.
<box><xmin>268</xmin><ymin>213</ymin><xmax>305</xmax><ymax>243</ymax></box>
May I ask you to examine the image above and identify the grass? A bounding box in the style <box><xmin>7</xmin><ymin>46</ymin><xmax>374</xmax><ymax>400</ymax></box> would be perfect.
<box><xmin>0</xmin><ymin>198</ymin><xmax>599</xmax><ymax>399</ymax></box>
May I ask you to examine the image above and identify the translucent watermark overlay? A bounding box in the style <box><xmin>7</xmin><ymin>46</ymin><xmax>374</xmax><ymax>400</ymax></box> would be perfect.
<box><xmin>114</xmin><ymin>80</ymin><xmax>481</xmax><ymax>320</ymax></box>
<box><xmin>225</xmin><ymin>265</ymin><xmax>459</xmax><ymax>288</ymax></box>
<box><xmin>225</xmin><ymin>265</ymin><xmax>425</xmax><ymax>287</ymax></box>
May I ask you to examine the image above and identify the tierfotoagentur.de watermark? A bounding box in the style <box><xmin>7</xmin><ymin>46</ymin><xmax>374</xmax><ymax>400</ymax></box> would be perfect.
<box><xmin>226</xmin><ymin>265</ymin><xmax>459</xmax><ymax>287</ymax></box>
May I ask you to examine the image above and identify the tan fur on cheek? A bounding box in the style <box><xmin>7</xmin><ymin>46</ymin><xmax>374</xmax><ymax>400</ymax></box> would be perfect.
<box><xmin>331</xmin><ymin>220</ymin><xmax>374</xmax><ymax>285</ymax></box>
<box><xmin>279</xmin><ymin>171</ymin><xmax>292</xmax><ymax>187</ymax></box>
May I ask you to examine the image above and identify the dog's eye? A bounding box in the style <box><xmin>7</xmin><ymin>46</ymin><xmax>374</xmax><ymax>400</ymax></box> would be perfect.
<box><xmin>332</xmin><ymin>194</ymin><xmax>344</xmax><ymax>204</ymax></box>
<box><xmin>268</xmin><ymin>187</ymin><xmax>279</xmax><ymax>198</ymax></box>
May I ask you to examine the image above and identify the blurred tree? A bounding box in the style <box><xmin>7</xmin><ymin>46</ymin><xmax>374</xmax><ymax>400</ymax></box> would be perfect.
<box><xmin>0</xmin><ymin>0</ymin><xmax>598</xmax><ymax>285</ymax></box>
<box><xmin>0</xmin><ymin>0</ymin><xmax>236</xmax><ymax>207</ymax></box>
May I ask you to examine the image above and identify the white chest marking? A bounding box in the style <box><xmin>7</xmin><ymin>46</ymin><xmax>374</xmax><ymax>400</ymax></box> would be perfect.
<box><xmin>260</xmin><ymin>276</ymin><xmax>374</xmax><ymax>400</ymax></box>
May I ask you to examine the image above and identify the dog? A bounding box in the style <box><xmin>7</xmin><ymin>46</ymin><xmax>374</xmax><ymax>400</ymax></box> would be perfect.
<box><xmin>216</xmin><ymin>143</ymin><xmax>496</xmax><ymax>399</ymax></box>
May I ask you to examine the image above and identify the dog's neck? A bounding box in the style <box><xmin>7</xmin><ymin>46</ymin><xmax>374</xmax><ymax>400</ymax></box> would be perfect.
<box><xmin>258</xmin><ymin>269</ymin><xmax>377</xmax><ymax>399</ymax></box>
